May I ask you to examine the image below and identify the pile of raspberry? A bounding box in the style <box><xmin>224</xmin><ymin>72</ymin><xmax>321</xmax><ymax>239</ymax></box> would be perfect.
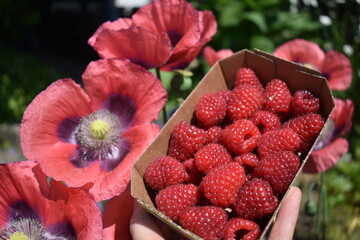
<box><xmin>144</xmin><ymin>67</ymin><xmax>325</xmax><ymax>240</ymax></box>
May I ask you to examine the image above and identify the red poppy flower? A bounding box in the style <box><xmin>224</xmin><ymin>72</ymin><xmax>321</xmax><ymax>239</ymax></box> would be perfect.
<box><xmin>88</xmin><ymin>0</ymin><xmax>217</xmax><ymax>71</ymax></box>
<box><xmin>0</xmin><ymin>161</ymin><xmax>103</xmax><ymax>239</ymax></box>
<box><xmin>20</xmin><ymin>58</ymin><xmax>167</xmax><ymax>201</ymax></box>
<box><xmin>303</xmin><ymin>98</ymin><xmax>354</xmax><ymax>173</ymax></box>
<box><xmin>273</xmin><ymin>39</ymin><xmax>352</xmax><ymax>90</ymax></box>
<box><xmin>102</xmin><ymin>185</ymin><xmax>133</xmax><ymax>240</ymax></box>
<box><xmin>203</xmin><ymin>46</ymin><xmax>234</xmax><ymax>66</ymax></box>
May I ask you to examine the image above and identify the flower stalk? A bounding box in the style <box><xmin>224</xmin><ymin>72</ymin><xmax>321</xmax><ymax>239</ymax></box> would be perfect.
<box><xmin>156</xmin><ymin>67</ymin><xmax>168</xmax><ymax>124</ymax></box>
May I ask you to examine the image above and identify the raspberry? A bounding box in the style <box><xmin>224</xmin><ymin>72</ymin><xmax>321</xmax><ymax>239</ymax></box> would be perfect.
<box><xmin>253</xmin><ymin>151</ymin><xmax>300</xmax><ymax>195</ymax></box>
<box><xmin>155</xmin><ymin>184</ymin><xmax>200</xmax><ymax>221</ymax></box>
<box><xmin>291</xmin><ymin>89</ymin><xmax>320</xmax><ymax>116</ymax></box>
<box><xmin>234</xmin><ymin>152</ymin><xmax>259</xmax><ymax>168</ymax></box>
<box><xmin>195</xmin><ymin>92</ymin><xmax>227</xmax><ymax>126</ymax></box>
<box><xmin>168</xmin><ymin>121</ymin><xmax>206</xmax><ymax>161</ymax></box>
<box><xmin>179</xmin><ymin>206</ymin><xmax>228</xmax><ymax>240</ymax></box>
<box><xmin>217</xmin><ymin>89</ymin><xmax>232</xmax><ymax>102</ymax></box>
<box><xmin>220</xmin><ymin>119</ymin><xmax>261</xmax><ymax>155</ymax></box>
<box><xmin>233</xmin><ymin>178</ymin><xmax>279</xmax><ymax>220</ymax></box>
<box><xmin>183</xmin><ymin>158</ymin><xmax>203</xmax><ymax>185</ymax></box>
<box><xmin>283</xmin><ymin>113</ymin><xmax>325</xmax><ymax>152</ymax></box>
<box><xmin>144</xmin><ymin>156</ymin><xmax>187</xmax><ymax>190</ymax></box>
<box><xmin>263</xmin><ymin>78</ymin><xmax>292</xmax><ymax>116</ymax></box>
<box><xmin>200</xmin><ymin>162</ymin><xmax>246</xmax><ymax>207</ymax></box>
<box><xmin>234</xmin><ymin>67</ymin><xmax>263</xmax><ymax>90</ymax></box>
<box><xmin>194</xmin><ymin>143</ymin><xmax>232</xmax><ymax>173</ymax></box>
<box><xmin>249</xmin><ymin>110</ymin><xmax>281</xmax><ymax>133</ymax></box>
<box><xmin>223</xmin><ymin>217</ymin><xmax>261</xmax><ymax>240</ymax></box>
<box><xmin>227</xmin><ymin>85</ymin><xmax>263</xmax><ymax>121</ymax></box>
<box><xmin>257</xmin><ymin>128</ymin><xmax>301</xmax><ymax>158</ymax></box>
<box><xmin>205</xmin><ymin>126</ymin><xmax>222</xmax><ymax>144</ymax></box>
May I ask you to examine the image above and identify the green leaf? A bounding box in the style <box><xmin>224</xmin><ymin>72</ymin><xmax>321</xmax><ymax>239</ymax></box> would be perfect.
<box><xmin>241</xmin><ymin>12</ymin><xmax>268</xmax><ymax>33</ymax></box>
<box><xmin>219</xmin><ymin>2</ymin><xmax>244</xmax><ymax>27</ymax></box>
<box><xmin>250</xmin><ymin>35</ymin><xmax>275</xmax><ymax>52</ymax></box>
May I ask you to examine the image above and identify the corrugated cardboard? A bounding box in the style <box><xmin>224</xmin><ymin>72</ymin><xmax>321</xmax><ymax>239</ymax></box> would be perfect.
<box><xmin>131</xmin><ymin>49</ymin><xmax>335</xmax><ymax>240</ymax></box>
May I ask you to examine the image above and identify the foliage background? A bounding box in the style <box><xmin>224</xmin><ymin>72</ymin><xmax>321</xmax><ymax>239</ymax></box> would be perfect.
<box><xmin>0</xmin><ymin>0</ymin><xmax>359</xmax><ymax>239</ymax></box>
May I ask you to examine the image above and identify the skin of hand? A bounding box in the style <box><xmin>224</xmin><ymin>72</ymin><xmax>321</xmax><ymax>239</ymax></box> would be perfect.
<box><xmin>130</xmin><ymin>186</ymin><xmax>302</xmax><ymax>240</ymax></box>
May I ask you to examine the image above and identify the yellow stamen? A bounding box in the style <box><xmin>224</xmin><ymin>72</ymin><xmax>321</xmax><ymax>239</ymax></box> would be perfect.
<box><xmin>89</xmin><ymin>119</ymin><xmax>110</xmax><ymax>139</ymax></box>
<box><xmin>8</xmin><ymin>232</ymin><xmax>29</xmax><ymax>240</ymax></box>
<box><xmin>303</xmin><ymin>63</ymin><xmax>315</xmax><ymax>70</ymax></box>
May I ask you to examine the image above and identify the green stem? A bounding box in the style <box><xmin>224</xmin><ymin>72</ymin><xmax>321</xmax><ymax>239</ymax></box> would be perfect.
<box><xmin>314</xmin><ymin>172</ymin><xmax>328</xmax><ymax>240</ymax></box>
<box><xmin>321</xmin><ymin>172</ymin><xmax>328</xmax><ymax>240</ymax></box>
<box><xmin>156</xmin><ymin>67</ymin><xmax>168</xmax><ymax>124</ymax></box>
<box><xmin>315</xmin><ymin>177</ymin><xmax>322</xmax><ymax>238</ymax></box>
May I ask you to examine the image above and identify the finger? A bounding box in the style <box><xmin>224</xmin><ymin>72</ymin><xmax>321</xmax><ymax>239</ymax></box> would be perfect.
<box><xmin>130</xmin><ymin>201</ymin><xmax>165</xmax><ymax>240</ymax></box>
<box><xmin>268</xmin><ymin>186</ymin><xmax>302</xmax><ymax>240</ymax></box>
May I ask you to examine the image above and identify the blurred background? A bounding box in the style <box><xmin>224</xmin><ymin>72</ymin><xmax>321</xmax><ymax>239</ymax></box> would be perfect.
<box><xmin>0</xmin><ymin>0</ymin><xmax>359</xmax><ymax>239</ymax></box>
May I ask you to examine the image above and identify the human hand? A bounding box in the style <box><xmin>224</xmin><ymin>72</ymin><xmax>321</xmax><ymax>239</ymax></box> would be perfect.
<box><xmin>130</xmin><ymin>186</ymin><xmax>301</xmax><ymax>240</ymax></box>
<box><xmin>268</xmin><ymin>186</ymin><xmax>302</xmax><ymax>240</ymax></box>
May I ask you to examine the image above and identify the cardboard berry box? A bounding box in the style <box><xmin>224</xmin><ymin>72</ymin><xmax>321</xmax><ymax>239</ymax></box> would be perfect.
<box><xmin>131</xmin><ymin>49</ymin><xmax>334</xmax><ymax>240</ymax></box>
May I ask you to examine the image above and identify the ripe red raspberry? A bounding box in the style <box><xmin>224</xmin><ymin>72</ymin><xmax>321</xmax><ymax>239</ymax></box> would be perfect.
<box><xmin>249</xmin><ymin>110</ymin><xmax>281</xmax><ymax>133</ymax></box>
<box><xmin>233</xmin><ymin>178</ymin><xmax>279</xmax><ymax>220</ymax></box>
<box><xmin>253</xmin><ymin>151</ymin><xmax>300</xmax><ymax>195</ymax></box>
<box><xmin>195</xmin><ymin>91</ymin><xmax>227</xmax><ymax>126</ymax></box>
<box><xmin>179</xmin><ymin>206</ymin><xmax>228</xmax><ymax>240</ymax></box>
<box><xmin>144</xmin><ymin>156</ymin><xmax>187</xmax><ymax>190</ymax></box>
<box><xmin>205</xmin><ymin>126</ymin><xmax>222</xmax><ymax>144</ymax></box>
<box><xmin>263</xmin><ymin>78</ymin><xmax>292</xmax><ymax>116</ymax></box>
<box><xmin>234</xmin><ymin>152</ymin><xmax>259</xmax><ymax>168</ymax></box>
<box><xmin>257</xmin><ymin>128</ymin><xmax>301</xmax><ymax>158</ymax></box>
<box><xmin>223</xmin><ymin>217</ymin><xmax>261</xmax><ymax>240</ymax></box>
<box><xmin>234</xmin><ymin>67</ymin><xmax>263</xmax><ymax>90</ymax></box>
<box><xmin>168</xmin><ymin>121</ymin><xmax>206</xmax><ymax>161</ymax></box>
<box><xmin>283</xmin><ymin>113</ymin><xmax>325</xmax><ymax>152</ymax></box>
<box><xmin>194</xmin><ymin>143</ymin><xmax>232</xmax><ymax>173</ymax></box>
<box><xmin>220</xmin><ymin>119</ymin><xmax>261</xmax><ymax>155</ymax></box>
<box><xmin>217</xmin><ymin>89</ymin><xmax>232</xmax><ymax>102</ymax></box>
<box><xmin>155</xmin><ymin>184</ymin><xmax>200</xmax><ymax>221</ymax></box>
<box><xmin>200</xmin><ymin>162</ymin><xmax>246</xmax><ymax>207</ymax></box>
<box><xmin>291</xmin><ymin>89</ymin><xmax>320</xmax><ymax>116</ymax></box>
<box><xmin>183</xmin><ymin>158</ymin><xmax>203</xmax><ymax>185</ymax></box>
<box><xmin>227</xmin><ymin>85</ymin><xmax>263</xmax><ymax>121</ymax></box>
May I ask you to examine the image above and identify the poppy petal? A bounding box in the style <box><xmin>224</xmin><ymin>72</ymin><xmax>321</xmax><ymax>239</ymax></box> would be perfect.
<box><xmin>20</xmin><ymin>79</ymin><xmax>92</xmax><ymax>161</ymax></box>
<box><xmin>88</xmin><ymin>18</ymin><xmax>133</xmax><ymax>47</ymax></box>
<box><xmin>38</xmin><ymin>143</ymin><xmax>102</xmax><ymax>187</ymax></box>
<box><xmin>203</xmin><ymin>46</ymin><xmax>233</xmax><ymax>67</ymax></box>
<box><xmin>303</xmin><ymin>138</ymin><xmax>349</xmax><ymax>173</ymax></box>
<box><xmin>198</xmin><ymin>10</ymin><xmax>217</xmax><ymax>41</ymax></box>
<box><xmin>92</xmin><ymin>26</ymin><xmax>172</xmax><ymax>69</ymax></box>
<box><xmin>0</xmin><ymin>161</ymin><xmax>65</xmax><ymax>226</ymax></box>
<box><xmin>103</xmin><ymin>186</ymin><xmax>133</xmax><ymax>240</ymax></box>
<box><xmin>273</xmin><ymin>39</ymin><xmax>325</xmax><ymax>70</ymax></box>
<box><xmin>321</xmin><ymin>50</ymin><xmax>352</xmax><ymax>90</ymax></box>
<box><xmin>132</xmin><ymin>0</ymin><xmax>201</xmax><ymax>63</ymax></box>
<box><xmin>89</xmin><ymin>123</ymin><xmax>160</xmax><ymax>201</ymax></box>
<box><xmin>82</xmin><ymin>59</ymin><xmax>167</xmax><ymax>127</ymax></box>
<box><xmin>332</xmin><ymin>98</ymin><xmax>354</xmax><ymax>137</ymax></box>
<box><xmin>161</xmin><ymin>10</ymin><xmax>217</xmax><ymax>71</ymax></box>
<box><xmin>64</xmin><ymin>188</ymin><xmax>103</xmax><ymax>240</ymax></box>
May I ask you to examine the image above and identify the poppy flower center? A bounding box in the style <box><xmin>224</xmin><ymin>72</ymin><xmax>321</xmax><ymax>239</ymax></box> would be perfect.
<box><xmin>8</xmin><ymin>232</ymin><xmax>29</xmax><ymax>240</ymax></box>
<box><xmin>1</xmin><ymin>219</ymin><xmax>44</xmax><ymax>240</ymax></box>
<box><xmin>70</xmin><ymin>109</ymin><xmax>130</xmax><ymax>171</ymax></box>
<box><xmin>314</xmin><ymin>120</ymin><xmax>335</xmax><ymax>150</ymax></box>
<box><xmin>89</xmin><ymin>119</ymin><xmax>110</xmax><ymax>139</ymax></box>
<box><xmin>76</xmin><ymin>109</ymin><xmax>121</xmax><ymax>151</ymax></box>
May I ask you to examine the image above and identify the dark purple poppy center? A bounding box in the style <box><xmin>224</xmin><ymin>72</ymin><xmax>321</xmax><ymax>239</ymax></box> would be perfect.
<box><xmin>314</xmin><ymin>120</ymin><xmax>335</xmax><ymax>150</ymax></box>
<box><xmin>167</xmin><ymin>30</ymin><xmax>182</xmax><ymax>47</ymax></box>
<box><xmin>69</xmin><ymin>109</ymin><xmax>130</xmax><ymax>171</ymax></box>
<box><xmin>0</xmin><ymin>200</ymin><xmax>76</xmax><ymax>240</ymax></box>
<box><xmin>57</xmin><ymin>94</ymin><xmax>136</xmax><ymax>171</ymax></box>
